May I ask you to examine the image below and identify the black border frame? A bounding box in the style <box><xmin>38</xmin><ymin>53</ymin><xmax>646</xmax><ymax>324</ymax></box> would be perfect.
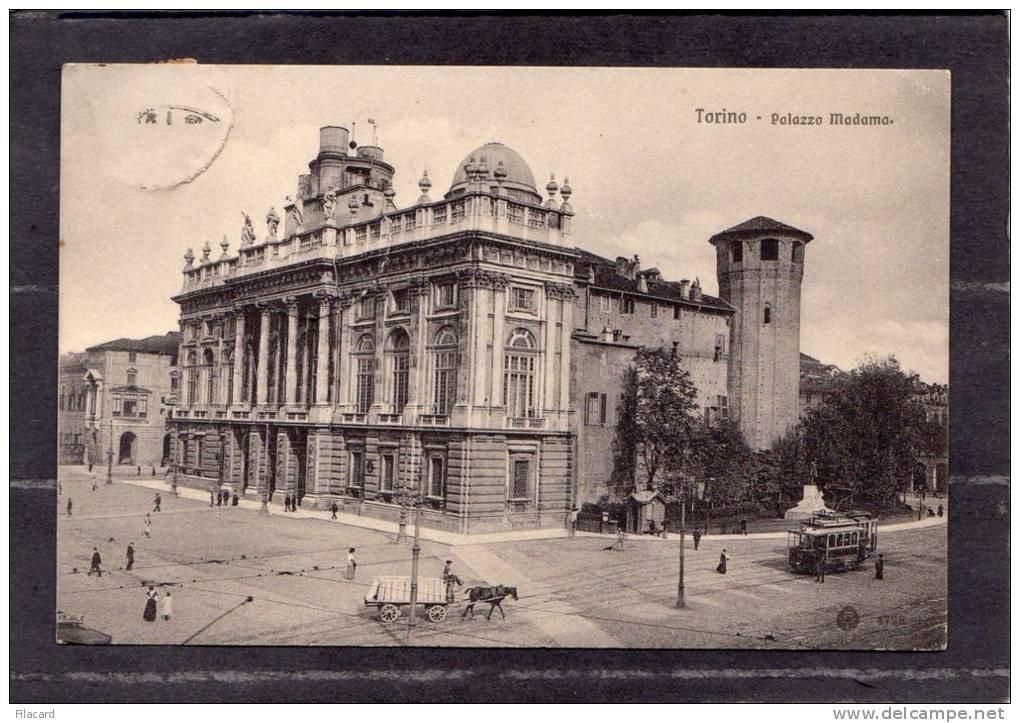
<box><xmin>10</xmin><ymin>11</ymin><xmax>1009</xmax><ymax>703</ymax></box>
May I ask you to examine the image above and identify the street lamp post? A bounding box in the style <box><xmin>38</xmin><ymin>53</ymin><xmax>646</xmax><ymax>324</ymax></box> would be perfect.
<box><xmin>677</xmin><ymin>477</ymin><xmax>706</xmax><ymax>609</ymax></box>
<box><xmin>407</xmin><ymin>495</ymin><xmax>423</xmax><ymax>629</ymax></box>
<box><xmin>105</xmin><ymin>411</ymin><xmax>114</xmax><ymax>485</ymax></box>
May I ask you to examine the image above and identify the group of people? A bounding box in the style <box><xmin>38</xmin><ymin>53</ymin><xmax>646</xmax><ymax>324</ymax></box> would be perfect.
<box><xmin>283</xmin><ymin>494</ymin><xmax>300</xmax><ymax>512</ymax></box>
<box><xmin>209</xmin><ymin>489</ymin><xmax>238</xmax><ymax>507</ymax></box>
<box><xmin>143</xmin><ymin>586</ymin><xmax>173</xmax><ymax>622</ymax></box>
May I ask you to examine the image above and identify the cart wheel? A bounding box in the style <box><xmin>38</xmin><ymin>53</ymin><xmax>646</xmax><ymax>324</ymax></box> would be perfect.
<box><xmin>379</xmin><ymin>604</ymin><xmax>400</xmax><ymax>623</ymax></box>
<box><xmin>427</xmin><ymin>605</ymin><xmax>447</xmax><ymax>623</ymax></box>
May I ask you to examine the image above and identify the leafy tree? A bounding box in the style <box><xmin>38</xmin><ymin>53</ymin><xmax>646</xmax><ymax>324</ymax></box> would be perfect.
<box><xmin>799</xmin><ymin>355</ymin><xmax>929</xmax><ymax>513</ymax></box>
<box><xmin>609</xmin><ymin>348</ymin><xmax>700</xmax><ymax>494</ymax></box>
<box><xmin>754</xmin><ymin>429</ymin><xmax>813</xmax><ymax>516</ymax></box>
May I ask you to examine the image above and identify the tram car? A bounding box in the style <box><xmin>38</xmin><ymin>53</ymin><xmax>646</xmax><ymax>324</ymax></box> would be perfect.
<box><xmin>787</xmin><ymin>511</ymin><xmax>878</xmax><ymax>574</ymax></box>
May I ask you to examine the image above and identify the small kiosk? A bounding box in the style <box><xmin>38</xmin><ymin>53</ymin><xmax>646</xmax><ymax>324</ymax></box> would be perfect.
<box><xmin>626</xmin><ymin>489</ymin><xmax>667</xmax><ymax>534</ymax></box>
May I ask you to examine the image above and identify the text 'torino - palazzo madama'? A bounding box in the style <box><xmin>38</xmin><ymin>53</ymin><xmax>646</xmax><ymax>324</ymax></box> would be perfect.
<box><xmin>171</xmin><ymin>125</ymin><xmax>810</xmax><ymax>533</ymax></box>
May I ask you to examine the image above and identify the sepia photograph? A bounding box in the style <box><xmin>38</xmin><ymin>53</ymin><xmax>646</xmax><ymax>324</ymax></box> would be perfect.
<box><xmin>53</xmin><ymin>63</ymin><xmax>952</xmax><ymax>650</ymax></box>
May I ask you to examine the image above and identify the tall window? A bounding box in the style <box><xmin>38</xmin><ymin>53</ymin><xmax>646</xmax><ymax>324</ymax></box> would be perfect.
<box><xmin>432</xmin><ymin>326</ymin><xmax>458</xmax><ymax>415</ymax></box>
<box><xmin>391</xmin><ymin>288</ymin><xmax>410</xmax><ymax>314</ymax></box>
<box><xmin>388</xmin><ymin>328</ymin><xmax>410</xmax><ymax>413</ymax></box>
<box><xmin>357</xmin><ymin>295</ymin><xmax>375</xmax><ymax>321</ymax></box>
<box><xmin>714</xmin><ymin>333</ymin><xmax>726</xmax><ymax>362</ymax></box>
<box><xmin>510</xmin><ymin>456</ymin><xmax>532</xmax><ymax>500</ymax></box>
<box><xmin>427</xmin><ymin>454</ymin><xmax>446</xmax><ymax>499</ymax></box>
<box><xmin>599</xmin><ymin>294</ymin><xmax>610</xmax><ymax>313</ymax></box>
<box><xmin>731</xmin><ymin>241</ymin><xmax>743</xmax><ymax>263</ymax></box>
<box><xmin>349</xmin><ymin>450</ymin><xmax>365</xmax><ymax>489</ymax></box>
<box><xmin>763</xmin><ymin>305</ymin><xmax>772</xmax><ymax>325</ymax></box>
<box><xmin>128</xmin><ymin>352</ymin><xmax>137</xmax><ymax>362</ymax></box>
<box><xmin>355</xmin><ymin>334</ymin><xmax>375</xmax><ymax>414</ymax></box>
<box><xmin>621</xmin><ymin>297</ymin><xmax>635</xmax><ymax>314</ymax></box>
<box><xmin>380</xmin><ymin>452</ymin><xmax>395</xmax><ymax>492</ymax></box>
<box><xmin>585</xmin><ymin>392</ymin><xmax>607</xmax><ymax>426</ymax></box>
<box><xmin>127</xmin><ymin>368</ymin><xmax>137</xmax><ymax>386</ymax></box>
<box><xmin>203</xmin><ymin>348</ymin><xmax>217</xmax><ymax>404</ymax></box>
<box><xmin>504</xmin><ymin>328</ymin><xmax>538</xmax><ymax>418</ymax></box>
<box><xmin>186</xmin><ymin>352</ymin><xmax>198</xmax><ymax>405</ymax></box>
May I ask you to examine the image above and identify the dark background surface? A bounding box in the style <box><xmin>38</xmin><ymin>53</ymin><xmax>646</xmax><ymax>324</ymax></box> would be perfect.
<box><xmin>10</xmin><ymin>11</ymin><xmax>1009</xmax><ymax>703</ymax></box>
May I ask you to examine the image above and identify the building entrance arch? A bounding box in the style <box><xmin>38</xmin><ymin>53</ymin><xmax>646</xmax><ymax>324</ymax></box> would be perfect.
<box><xmin>118</xmin><ymin>431</ymin><xmax>138</xmax><ymax>465</ymax></box>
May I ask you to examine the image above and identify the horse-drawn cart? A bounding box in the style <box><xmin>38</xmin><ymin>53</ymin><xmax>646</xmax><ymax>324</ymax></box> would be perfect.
<box><xmin>364</xmin><ymin>576</ymin><xmax>450</xmax><ymax>623</ymax></box>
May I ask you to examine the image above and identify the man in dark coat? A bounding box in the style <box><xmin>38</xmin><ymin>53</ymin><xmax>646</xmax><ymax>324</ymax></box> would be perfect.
<box><xmin>153</xmin><ymin>494</ymin><xmax>162</xmax><ymax>512</ymax></box>
<box><xmin>330</xmin><ymin>502</ymin><xmax>338</xmax><ymax>520</ymax></box>
<box><xmin>126</xmin><ymin>543</ymin><xmax>135</xmax><ymax>571</ymax></box>
<box><xmin>88</xmin><ymin>547</ymin><xmax>102</xmax><ymax>577</ymax></box>
<box><xmin>692</xmin><ymin>528</ymin><xmax>702</xmax><ymax>551</ymax></box>
<box><xmin>875</xmin><ymin>554</ymin><xmax>885</xmax><ymax>580</ymax></box>
<box><xmin>740</xmin><ymin>518</ymin><xmax>748</xmax><ymax>535</ymax></box>
<box><xmin>284</xmin><ymin>494</ymin><xmax>291</xmax><ymax>512</ymax></box>
<box><xmin>66</xmin><ymin>498</ymin><xmax>73</xmax><ymax>517</ymax></box>
<box><xmin>815</xmin><ymin>554</ymin><xmax>826</xmax><ymax>583</ymax></box>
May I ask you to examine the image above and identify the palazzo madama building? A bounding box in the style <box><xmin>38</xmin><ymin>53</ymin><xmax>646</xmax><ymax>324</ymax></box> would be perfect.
<box><xmin>171</xmin><ymin>129</ymin><xmax>577</xmax><ymax>533</ymax></box>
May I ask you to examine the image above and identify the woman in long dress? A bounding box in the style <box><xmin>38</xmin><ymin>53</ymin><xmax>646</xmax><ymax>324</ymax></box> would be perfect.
<box><xmin>716</xmin><ymin>549</ymin><xmax>730</xmax><ymax>575</ymax></box>
<box><xmin>143</xmin><ymin>587</ymin><xmax>158</xmax><ymax>622</ymax></box>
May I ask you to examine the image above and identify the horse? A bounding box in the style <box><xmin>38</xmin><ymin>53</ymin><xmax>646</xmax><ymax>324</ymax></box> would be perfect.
<box><xmin>461</xmin><ymin>584</ymin><xmax>519</xmax><ymax>621</ymax></box>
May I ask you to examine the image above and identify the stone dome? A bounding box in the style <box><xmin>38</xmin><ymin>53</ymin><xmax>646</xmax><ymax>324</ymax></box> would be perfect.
<box><xmin>446</xmin><ymin>142</ymin><xmax>542</xmax><ymax>204</ymax></box>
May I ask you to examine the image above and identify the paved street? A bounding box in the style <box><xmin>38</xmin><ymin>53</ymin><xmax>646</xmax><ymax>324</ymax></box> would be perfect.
<box><xmin>57</xmin><ymin>468</ymin><xmax>947</xmax><ymax>649</ymax></box>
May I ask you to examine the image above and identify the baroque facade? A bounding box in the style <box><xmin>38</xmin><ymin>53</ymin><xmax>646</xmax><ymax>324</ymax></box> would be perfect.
<box><xmin>169</xmin><ymin>126</ymin><xmax>811</xmax><ymax>530</ymax></box>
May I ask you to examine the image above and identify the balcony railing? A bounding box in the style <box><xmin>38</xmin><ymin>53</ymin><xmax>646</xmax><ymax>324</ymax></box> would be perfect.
<box><xmin>418</xmin><ymin>414</ymin><xmax>449</xmax><ymax>427</ymax></box>
<box><xmin>505</xmin><ymin>416</ymin><xmax>545</xmax><ymax>430</ymax></box>
<box><xmin>378</xmin><ymin>413</ymin><xmax>402</xmax><ymax>425</ymax></box>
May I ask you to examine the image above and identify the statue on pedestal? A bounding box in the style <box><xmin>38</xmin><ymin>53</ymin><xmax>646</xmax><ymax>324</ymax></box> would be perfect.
<box><xmin>285</xmin><ymin>196</ymin><xmax>303</xmax><ymax>228</ymax></box>
<box><xmin>322</xmin><ymin>187</ymin><xmax>338</xmax><ymax>222</ymax></box>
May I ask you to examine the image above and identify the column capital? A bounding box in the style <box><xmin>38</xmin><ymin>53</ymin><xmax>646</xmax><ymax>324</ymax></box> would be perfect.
<box><xmin>313</xmin><ymin>288</ymin><xmax>338</xmax><ymax>304</ymax></box>
<box><xmin>283</xmin><ymin>295</ymin><xmax>300</xmax><ymax>312</ymax></box>
<box><xmin>338</xmin><ymin>289</ymin><xmax>356</xmax><ymax>308</ymax></box>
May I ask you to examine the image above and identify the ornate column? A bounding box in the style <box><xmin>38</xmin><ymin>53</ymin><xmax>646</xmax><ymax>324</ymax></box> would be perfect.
<box><xmin>336</xmin><ymin>290</ymin><xmax>355</xmax><ymax>408</ymax></box>
<box><xmin>256</xmin><ymin>302</ymin><xmax>271</xmax><ymax>405</ymax></box>
<box><xmin>490</xmin><ymin>276</ymin><xmax>508</xmax><ymax>412</ymax></box>
<box><xmin>408</xmin><ymin>276</ymin><xmax>430</xmax><ymax>414</ymax></box>
<box><xmin>557</xmin><ymin>285</ymin><xmax>575</xmax><ymax>414</ymax></box>
<box><xmin>284</xmin><ymin>296</ymin><xmax>299</xmax><ymax>405</ymax></box>
<box><xmin>314</xmin><ymin>290</ymin><xmax>334</xmax><ymax>405</ymax></box>
<box><xmin>231</xmin><ymin>307</ymin><xmax>246</xmax><ymax>405</ymax></box>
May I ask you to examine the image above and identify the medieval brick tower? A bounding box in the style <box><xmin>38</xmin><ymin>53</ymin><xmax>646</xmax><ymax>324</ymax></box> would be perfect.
<box><xmin>710</xmin><ymin>217</ymin><xmax>813</xmax><ymax>450</ymax></box>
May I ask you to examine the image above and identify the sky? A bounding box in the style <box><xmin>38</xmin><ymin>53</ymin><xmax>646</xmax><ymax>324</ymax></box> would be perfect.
<box><xmin>60</xmin><ymin>65</ymin><xmax>949</xmax><ymax>383</ymax></box>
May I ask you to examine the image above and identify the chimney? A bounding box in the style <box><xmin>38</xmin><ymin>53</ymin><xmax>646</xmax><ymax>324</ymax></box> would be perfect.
<box><xmin>637</xmin><ymin>273</ymin><xmax>648</xmax><ymax>294</ymax></box>
<box><xmin>678</xmin><ymin>279</ymin><xmax>690</xmax><ymax>297</ymax></box>
<box><xmin>691</xmin><ymin>278</ymin><xmax>702</xmax><ymax>301</ymax></box>
<box><xmin>615</xmin><ymin>256</ymin><xmax>631</xmax><ymax>278</ymax></box>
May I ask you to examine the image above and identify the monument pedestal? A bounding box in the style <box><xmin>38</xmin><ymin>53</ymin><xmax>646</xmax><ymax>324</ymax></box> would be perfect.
<box><xmin>785</xmin><ymin>484</ymin><xmax>833</xmax><ymax>520</ymax></box>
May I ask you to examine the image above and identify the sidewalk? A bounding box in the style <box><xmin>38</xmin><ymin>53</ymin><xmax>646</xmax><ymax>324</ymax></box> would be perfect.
<box><xmin>115</xmin><ymin>476</ymin><xmax>947</xmax><ymax>547</ymax></box>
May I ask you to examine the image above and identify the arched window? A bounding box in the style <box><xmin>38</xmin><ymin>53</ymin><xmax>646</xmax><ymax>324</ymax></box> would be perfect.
<box><xmin>355</xmin><ymin>334</ymin><xmax>376</xmax><ymax>414</ymax></box>
<box><xmin>186</xmin><ymin>352</ymin><xmax>198</xmax><ymax>405</ymax></box>
<box><xmin>504</xmin><ymin>328</ymin><xmax>538</xmax><ymax>418</ymax></box>
<box><xmin>763</xmin><ymin>305</ymin><xmax>772</xmax><ymax>325</ymax></box>
<box><xmin>388</xmin><ymin>328</ymin><xmax>411</xmax><ymax>413</ymax></box>
<box><xmin>432</xmin><ymin>326</ymin><xmax>458</xmax><ymax>415</ymax></box>
<box><xmin>203</xmin><ymin>348</ymin><xmax>218</xmax><ymax>404</ymax></box>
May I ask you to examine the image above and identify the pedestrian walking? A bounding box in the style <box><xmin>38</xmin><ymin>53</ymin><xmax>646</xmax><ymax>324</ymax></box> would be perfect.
<box><xmin>345</xmin><ymin>548</ymin><xmax>357</xmax><ymax>579</ymax></box>
<box><xmin>88</xmin><ymin>547</ymin><xmax>103</xmax><ymax>577</ymax></box>
<box><xmin>209</xmin><ymin>491</ymin><xmax>215</xmax><ymax>507</ymax></box>
<box><xmin>875</xmin><ymin>553</ymin><xmax>885</xmax><ymax>580</ymax></box>
<box><xmin>66</xmin><ymin>498</ymin><xmax>73</xmax><ymax>517</ymax></box>
<box><xmin>126</xmin><ymin>543</ymin><xmax>135</xmax><ymax>571</ymax></box>
<box><xmin>815</xmin><ymin>554</ymin><xmax>826</xmax><ymax>583</ymax></box>
<box><xmin>716</xmin><ymin>549</ymin><xmax>729</xmax><ymax>575</ymax></box>
<box><xmin>330</xmin><ymin>502</ymin><xmax>338</xmax><ymax>520</ymax></box>
<box><xmin>442</xmin><ymin>559</ymin><xmax>462</xmax><ymax>602</ymax></box>
<box><xmin>692</xmin><ymin>528</ymin><xmax>702</xmax><ymax>551</ymax></box>
<box><xmin>88</xmin><ymin>462</ymin><xmax>94</xmax><ymax>474</ymax></box>
<box><xmin>937</xmin><ymin>504</ymin><xmax>944</xmax><ymax>518</ymax></box>
<box><xmin>568</xmin><ymin>507</ymin><xmax>579</xmax><ymax>537</ymax></box>
<box><xmin>740</xmin><ymin>518</ymin><xmax>748</xmax><ymax>535</ymax></box>
<box><xmin>232</xmin><ymin>493</ymin><xmax>239</xmax><ymax>506</ymax></box>
<box><xmin>283</xmin><ymin>493</ymin><xmax>290</xmax><ymax>512</ymax></box>
<box><xmin>143</xmin><ymin>512</ymin><xmax>152</xmax><ymax>538</ymax></box>
<box><xmin>91</xmin><ymin>473</ymin><xmax>98</xmax><ymax>492</ymax></box>
<box><xmin>161</xmin><ymin>591</ymin><xmax>173</xmax><ymax>621</ymax></box>
<box><xmin>143</xmin><ymin>587</ymin><xmax>158</xmax><ymax>622</ymax></box>
<box><xmin>153</xmin><ymin>493</ymin><xmax>162</xmax><ymax>512</ymax></box>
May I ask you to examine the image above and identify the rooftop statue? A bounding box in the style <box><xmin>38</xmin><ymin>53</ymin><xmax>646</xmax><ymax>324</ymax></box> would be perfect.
<box><xmin>240</xmin><ymin>212</ymin><xmax>257</xmax><ymax>245</ymax></box>
<box><xmin>266</xmin><ymin>207</ymin><xmax>280</xmax><ymax>240</ymax></box>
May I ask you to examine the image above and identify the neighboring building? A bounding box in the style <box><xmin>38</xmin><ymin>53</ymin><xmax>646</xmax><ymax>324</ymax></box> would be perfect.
<box><xmin>914</xmin><ymin>381</ymin><xmax>949</xmax><ymax>494</ymax></box>
<box><xmin>168</xmin><ymin>126</ymin><xmax>810</xmax><ymax>531</ymax></box>
<box><xmin>798</xmin><ymin>352</ymin><xmax>843</xmax><ymax>416</ymax></box>
<box><xmin>58</xmin><ymin>333</ymin><xmax>180</xmax><ymax>469</ymax></box>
